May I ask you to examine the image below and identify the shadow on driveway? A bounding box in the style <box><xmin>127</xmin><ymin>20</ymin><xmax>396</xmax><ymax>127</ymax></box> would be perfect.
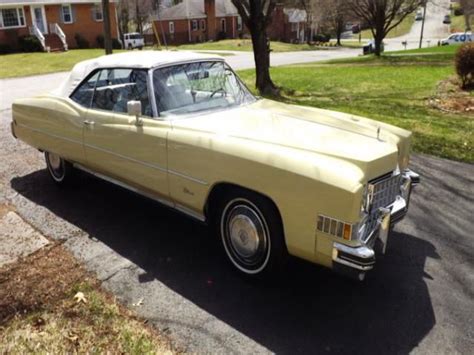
<box><xmin>11</xmin><ymin>170</ymin><xmax>438</xmax><ymax>354</ymax></box>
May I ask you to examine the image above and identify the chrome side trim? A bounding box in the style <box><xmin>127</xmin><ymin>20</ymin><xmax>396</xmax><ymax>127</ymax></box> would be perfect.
<box><xmin>84</xmin><ymin>143</ymin><xmax>208</xmax><ymax>185</ymax></box>
<box><xmin>74</xmin><ymin>163</ymin><xmax>173</xmax><ymax>208</ymax></box>
<box><xmin>17</xmin><ymin>123</ymin><xmax>83</xmax><ymax>146</ymax></box>
<box><xmin>19</xmin><ymin>123</ymin><xmax>209</xmax><ymax>186</ymax></box>
<box><xmin>83</xmin><ymin>142</ymin><xmax>168</xmax><ymax>173</ymax></box>
<box><xmin>168</xmin><ymin>169</ymin><xmax>209</xmax><ymax>186</ymax></box>
<box><xmin>175</xmin><ymin>203</ymin><xmax>206</xmax><ymax>222</ymax></box>
<box><xmin>73</xmin><ymin>163</ymin><xmax>206</xmax><ymax>222</ymax></box>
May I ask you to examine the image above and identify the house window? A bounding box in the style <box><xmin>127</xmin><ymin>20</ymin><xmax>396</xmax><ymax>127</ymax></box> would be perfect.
<box><xmin>62</xmin><ymin>4</ymin><xmax>73</xmax><ymax>24</ymax></box>
<box><xmin>220</xmin><ymin>19</ymin><xmax>226</xmax><ymax>32</ymax></box>
<box><xmin>169</xmin><ymin>21</ymin><xmax>174</xmax><ymax>34</ymax></box>
<box><xmin>291</xmin><ymin>22</ymin><xmax>298</xmax><ymax>32</ymax></box>
<box><xmin>0</xmin><ymin>7</ymin><xmax>25</xmax><ymax>28</ymax></box>
<box><xmin>200</xmin><ymin>19</ymin><xmax>206</xmax><ymax>30</ymax></box>
<box><xmin>237</xmin><ymin>16</ymin><xmax>242</xmax><ymax>31</ymax></box>
<box><xmin>191</xmin><ymin>19</ymin><xmax>198</xmax><ymax>31</ymax></box>
<box><xmin>93</xmin><ymin>4</ymin><xmax>103</xmax><ymax>22</ymax></box>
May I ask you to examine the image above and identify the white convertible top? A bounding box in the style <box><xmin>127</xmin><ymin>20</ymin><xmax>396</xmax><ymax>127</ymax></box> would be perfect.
<box><xmin>53</xmin><ymin>50</ymin><xmax>223</xmax><ymax>97</ymax></box>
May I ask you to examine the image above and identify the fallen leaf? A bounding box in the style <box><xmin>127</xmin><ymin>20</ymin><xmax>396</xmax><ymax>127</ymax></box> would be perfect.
<box><xmin>73</xmin><ymin>291</ymin><xmax>87</xmax><ymax>304</ymax></box>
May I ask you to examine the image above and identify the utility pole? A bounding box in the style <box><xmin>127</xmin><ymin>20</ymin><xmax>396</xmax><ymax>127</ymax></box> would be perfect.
<box><xmin>102</xmin><ymin>0</ymin><xmax>112</xmax><ymax>54</ymax></box>
<box><xmin>419</xmin><ymin>0</ymin><xmax>427</xmax><ymax>49</ymax></box>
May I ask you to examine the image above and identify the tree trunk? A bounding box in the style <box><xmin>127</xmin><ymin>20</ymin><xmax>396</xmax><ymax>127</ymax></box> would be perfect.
<box><xmin>336</xmin><ymin>32</ymin><xmax>341</xmax><ymax>46</ymax></box>
<box><xmin>465</xmin><ymin>13</ymin><xmax>472</xmax><ymax>31</ymax></box>
<box><xmin>102</xmin><ymin>0</ymin><xmax>113</xmax><ymax>55</ymax></box>
<box><xmin>374</xmin><ymin>36</ymin><xmax>383</xmax><ymax>56</ymax></box>
<box><xmin>251</xmin><ymin>29</ymin><xmax>278</xmax><ymax>95</ymax></box>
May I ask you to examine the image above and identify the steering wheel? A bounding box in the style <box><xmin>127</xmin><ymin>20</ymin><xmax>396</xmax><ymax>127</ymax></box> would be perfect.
<box><xmin>210</xmin><ymin>88</ymin><xmax>226</xmax><ymax>98</ymax></box>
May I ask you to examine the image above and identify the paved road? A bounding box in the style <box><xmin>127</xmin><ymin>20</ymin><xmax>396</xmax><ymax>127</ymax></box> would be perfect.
<box><xmin>385</xmin><ymin>0</ymin><xmax>451</xmax><ymax>50</ymax></box>
<box><xmin>0</xmin><ymin>47</ymin><xmax>359</xmax><ymax>111</ymax></box>
<box><xmin>1</xmin><ymin>107</ymin><xmax>473</xmax><ymax>352</ymax></box>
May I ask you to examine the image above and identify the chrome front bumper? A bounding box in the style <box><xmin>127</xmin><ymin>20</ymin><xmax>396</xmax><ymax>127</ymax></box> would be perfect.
<box><xmin>332</xmin><ymin>169</ymin><xmax>420</xmax><ymax>280</ymax></box>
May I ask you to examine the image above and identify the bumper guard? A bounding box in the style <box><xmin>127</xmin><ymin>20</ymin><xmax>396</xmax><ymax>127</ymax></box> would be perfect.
<box><xmin>332</xmin><ymin>168</ymin><xmax>420</xmax><ymax>280</ymax></box>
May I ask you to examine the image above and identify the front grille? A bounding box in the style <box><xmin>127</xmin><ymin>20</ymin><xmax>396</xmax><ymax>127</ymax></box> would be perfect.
<box><xmin>362</xmin><ymin>172</ymin><xmax>401</xmax><ymax>241</ymax></box>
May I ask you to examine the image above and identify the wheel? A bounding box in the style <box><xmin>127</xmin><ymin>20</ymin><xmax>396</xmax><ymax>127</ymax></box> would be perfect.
<box><xmin>216</xmin><ymin>189</ymin><xmax>287</xmax><ymax>277</ymax></box>
<box><xmin>44</xmin><ymin>151</ymin><xmax>75</xmax><ymax>185</ymax></box>
<box><xmin>138</xmin><ymin>46</ymin><xmax>143</xmax><ymax>50</ymax></box>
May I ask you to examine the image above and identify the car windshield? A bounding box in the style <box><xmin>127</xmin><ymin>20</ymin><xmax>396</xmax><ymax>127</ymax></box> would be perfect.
<box><xmin>152</xmin><ymin>61</ymin><xmax>255</xmax><ymax>117</ymax></box>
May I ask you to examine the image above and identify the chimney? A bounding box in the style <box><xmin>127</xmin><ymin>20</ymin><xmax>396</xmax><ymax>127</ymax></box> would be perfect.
<box><xmin>204</xmin><ymin>0</ymin><xmax>216</xmax><ymax>40</ymax></box>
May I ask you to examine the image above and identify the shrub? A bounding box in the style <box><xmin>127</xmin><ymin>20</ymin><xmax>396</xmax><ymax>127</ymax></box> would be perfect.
<box><xmin>217</xmin><ymin>31</ymin><xmax>227</xmax><ymax>41</ymax></box>
<box><xmin>455</xmin><ymin>43</ymin><xmax>474</xmax><ymax>89</ymax></box>
<box><xmin>313</xmin><ymin>34</ymin><xmax>330</xmax><ymax>43</ymax></box>
<box><xmin>97</xmin><ymin>35</ymin><xmax>122</xmax><ymax>49</ymax></box>
<box><xmin>112</xmin><ymin>38</ymin><xmax>122</xmax><ymax>49</ymax></box>
<box><xmin>96</xmin><ymin>34</ymin><xmax>104</xmax><ymax>48</ymax></box>
<box><xmin>0</xmin><ymin>43</ymin><xmax>13</xmax><ymax>54</ymax></box>
<box><xmin>75</xmin><ymin>33</ymin><xmax>90</xmax><ymax>49</ymax></box>
<box><xmin>18</xmin><ymin>35</ymin><xmax>42</xmax><ymax>52</ymax></box>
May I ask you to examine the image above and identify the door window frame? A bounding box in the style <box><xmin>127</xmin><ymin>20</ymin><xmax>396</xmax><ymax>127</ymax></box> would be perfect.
<box><xmin>69</xmin><ymin>67</ymin><xmax>156</xmax><ymax>119</ymax></box>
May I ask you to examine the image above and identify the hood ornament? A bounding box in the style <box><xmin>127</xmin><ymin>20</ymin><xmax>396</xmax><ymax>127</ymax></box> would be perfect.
<box><xmin>377</xmin><ymin>126</ymin><xmax>381</xmax><ymax>141</ymax></box>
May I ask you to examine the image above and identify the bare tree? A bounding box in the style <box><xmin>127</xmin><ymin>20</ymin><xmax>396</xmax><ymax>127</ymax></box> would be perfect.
<box><xmin>117</xmin><ymin>0</ymin><xmax>130</xmax><ymax>43</ymax></box>
<box><xmin>327</xmin><ymin>0</ymin><xmax>347</xmax><ymax>45</ymax></box>
<box><xmin>102</xmin><ymin>0</ymin><xmax>113</xmax><ymax>54</ymax></box>
<box><xmin>230</xmin><ymin>0</ymin><xmax>279</xmax><ymax>95</ymax></box>
<box><xmin>349</xmin><ymin>0</ymin><xmax>423</xmax><ymax>56</ymax></box>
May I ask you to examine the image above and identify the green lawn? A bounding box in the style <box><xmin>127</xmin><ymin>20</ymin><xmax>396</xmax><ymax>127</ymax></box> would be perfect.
<box><xmin>0</xmin><ymin>49</ymin><xmax>126</xmax><ymax>79</ymax></box>
<box><xmin>357</xmin><ymin>14</ymin><xmax>415</xmax><ymax>39</ymax></box>
<box><xmin>238</xmin><ymin>54</ymin><xmax>473</xmax><ymax>163</ymax></box>
<box><xmin>324</xmin><ymin>45</ymin><xmax>460</xmax><ymax>65</ymax></box>
<box><xmin>177</xmin><ymin>39</ymin><xmax>324</xmax><ymax>52</ymax></box>
<box><xmin>450</xmin><ymin>14</ymin><xmax>468</xmax><ymax>32</ymax></box>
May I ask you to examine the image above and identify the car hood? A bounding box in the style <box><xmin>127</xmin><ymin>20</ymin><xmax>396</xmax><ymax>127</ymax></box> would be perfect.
<box><xmin>171</xmin><ymin>99</ymin><xmax>410</xmax><ymax>181</ymax></box>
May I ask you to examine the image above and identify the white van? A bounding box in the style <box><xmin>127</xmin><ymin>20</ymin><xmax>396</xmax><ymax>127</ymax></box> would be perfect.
<box><xmin>441</xmin><ymin>32</ymin><xmax>472</xmax><ymax>45</ymax></box>
<box><xmin>124</xmin><ymin>33</ymin><xmax>145</xmax><ymax>50</ymax></box>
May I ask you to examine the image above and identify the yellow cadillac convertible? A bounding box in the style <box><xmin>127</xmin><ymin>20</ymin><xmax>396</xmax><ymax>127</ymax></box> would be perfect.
<box><xmin>11</xmin><ymin>51</ymin><xmax>420</xmax><ymax>280</ymax></box>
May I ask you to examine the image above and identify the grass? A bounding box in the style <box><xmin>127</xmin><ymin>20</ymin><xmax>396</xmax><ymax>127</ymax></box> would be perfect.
<box><xmin>0</xmin><ymin>239</ymin><xmax>174</xmax><ymax>353</ymax></box>
<box><xmin>177</xmin><ymin>39</ymin><xmax>323</xmax><ymax>52</ymax></box>
<box><xmin>357</xmin><ymin>14</ymin><xmax>415</xmax><ymax>39</ymax></box>
<box><xmin>0</xmin><ymin>41</ymin><xmax>324</xmax><ymax>79</ymax></box>
<box><xmin>0</xmin><ymin>49</ymin><xmax>126</xmax><ymax>79</ymax></box>
<box><xmin>324</xmin><ymin>45</ymin><xmax>460</xmax><ymax>65</ymax></box>
<box><xmin>238</xmin><ymin>52</ymin><xmax>473</xmax><ymax>163</ymax></box>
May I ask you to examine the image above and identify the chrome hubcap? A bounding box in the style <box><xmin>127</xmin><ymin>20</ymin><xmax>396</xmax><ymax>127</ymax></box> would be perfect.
<box><xmin>223</xmin><ymin>203</ymin><xmax>269</xmax><ymax>269</ymax></box>
<box><xmin>229</xmin><ymin>213</ymin><xmax>260</xmax><ymax>259</ymax></box>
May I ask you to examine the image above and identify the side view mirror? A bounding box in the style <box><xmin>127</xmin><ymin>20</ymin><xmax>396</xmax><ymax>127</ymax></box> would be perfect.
<box><xmin>127</xmin><ymin>100</ymin><xmax>143</xmax><ymax>126</ymax></box>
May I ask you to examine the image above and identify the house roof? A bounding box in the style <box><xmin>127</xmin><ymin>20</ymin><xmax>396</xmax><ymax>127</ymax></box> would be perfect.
<box><xmin>155</xmin><ymin>0</ymin><xmax>238</xmax><ymax>21</ymax></box>
<box><xmin>53</xmin><ymin>50</ymin><xmax>224</xmax><ymax>97</ymax></box>
<box><xmin>283</xmin><ymin>8</ymin><xmax>307</xmax><ymax>23</ymax></box>
<box><xmin>0</xmin><ymin>0</ymin><xmax>110</xmax><ymax>6</ymax></box>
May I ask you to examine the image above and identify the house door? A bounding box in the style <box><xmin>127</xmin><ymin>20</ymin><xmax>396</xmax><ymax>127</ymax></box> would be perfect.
<box><xmin>31</xmin><ymin>6</ymin><xmax>47</xmax><ymax>34</ymax></box>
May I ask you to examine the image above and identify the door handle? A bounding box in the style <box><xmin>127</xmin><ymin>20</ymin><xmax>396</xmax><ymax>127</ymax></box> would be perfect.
<box><xmin>83</xmin><ymin>120</ymin><xmax>95</xmax><ymax>126</ymax></box>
